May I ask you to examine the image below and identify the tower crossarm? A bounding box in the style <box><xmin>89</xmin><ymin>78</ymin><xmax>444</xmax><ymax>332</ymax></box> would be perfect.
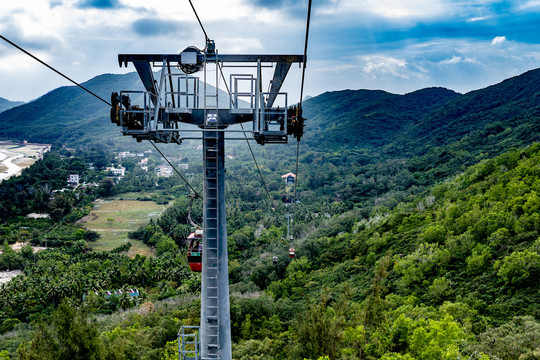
<box><xmin>118</xmin><ymin>54</ymin><xmax>304</xmax><ymax>66</ymax></box>
<box><xmin>119</xmin><ymin>54</ymin><xmax>303</xmax><ymax>112</ymax></box>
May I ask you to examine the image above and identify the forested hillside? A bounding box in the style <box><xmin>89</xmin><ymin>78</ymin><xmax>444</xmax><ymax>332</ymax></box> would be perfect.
<box><xmin>0</xmin><ymin>72</ymin><xmax>240</xmax><ymax>148</ymax></box>
<box><xmin>0</xmin><ymin>73</ymin><xmax>141</xmax><ymax>145</ymax></box>
<box><xmin>3</xmin><ymin>140</ymin><xmax>538</xmax><ymax>359</ymax></box>
<box><xmin>385</xmin><ymin>68</ymin><xmax>540</xmax><ymax>158</ymax></box>
<box><xmin>302</xmin><ymin>87</ymin><xmax>460</xmax><ymax>150</ymax></box>
<box><xmin>0</xmin><ymin>68</ymin><xmax>539</xmax><ymax>359</ymax></box>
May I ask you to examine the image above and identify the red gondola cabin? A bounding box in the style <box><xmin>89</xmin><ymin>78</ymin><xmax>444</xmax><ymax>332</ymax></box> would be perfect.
<box><xmin>187</xmin><ymin>229</ymin><xmax>203</xmax><ymax>272</ymax></box>
<box><xmin>289</xmin><ymin>248</ymin><xmax>295</xmax><ymax>258</ymax></box>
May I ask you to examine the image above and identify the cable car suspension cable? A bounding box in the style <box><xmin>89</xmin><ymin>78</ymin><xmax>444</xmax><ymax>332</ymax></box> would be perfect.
<box><xmin>299</xmin><ymin>0</ymin><xmax>312</xmax><ymax>106</ymax></box>
<box><xmin>149</xmin><ymin>141</ymin><xmax>203</xmax><ymax>200</ymax></box>
<box><xmin>0</xmin><ymin>34</ymin><xmax>202</xmax><ymax>200</ymax></box>
<box><xmin>186</xmin><ymin>193</ymin><xmax>201</xmax><ymax>229</ymax></box>
<box><xmin>187</xmin><ymin>0</ymin><xmax>210</xmax><ymax>42</ymax></box>
<box><xmin>217</xmin><ymin>63</ymin><xmax>275</xmax><ymax>209</ymax></box>
<box><xmin>290</xmin><ymin>0</ymin><xmax>312</xmax><ymax>249</ymax></box>
<box><xmin>184</xmin><ymin>1</ymin><xmax>274</xmax><ymax>209</ymax></box>
<box><xmin>0</xmin><ymin>35</ymin><xmax>111</xmax><ymax>107</ymax></box>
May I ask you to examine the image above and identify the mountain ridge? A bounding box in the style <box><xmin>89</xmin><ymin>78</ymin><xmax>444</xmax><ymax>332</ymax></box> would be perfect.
<box><xmin>0</xmin><ymin>96</ymin><xmax>25</xmax><ymax>113</ymax></box>
<box><xmin>384</xmin><ymin>68</ymin><xmax>540</xmax><ymax>157</ymax></box>
<box><xmin>0</xmin><ymin>68</ymin><xmax>538</xmax><ymax>161</ymax></box>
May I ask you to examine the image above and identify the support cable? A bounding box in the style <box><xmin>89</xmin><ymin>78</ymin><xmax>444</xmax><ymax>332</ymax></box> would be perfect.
<box><xmin>291</xmin><ymin>0</ymin><xmax>312</xmax><ymax>245</ymax></box>
<box><xmin>217</xmin><ymin>63</ymin><xmax>274</xmax><ymax>208</ymax></box>
<box><xmin>149</xmin><ymin>141</ymin><xmax>203</xmax><ymax>200</ymax></box>
<box><xmin>0</xmin><ymin>34</ymin><xmax>111</xmax><ymax>107</ymax></box>
<box><xmin>187</xmin><ymin>0</ymin><xmax>210</xmax><ymax>42</ymax></box>
<box><xmin>294</xmin><ymin>141</ymin><xmax>300</xmax><ymax>209</ymax></box>
<box><xmin>0</xmin><ymin>34</ymin><xmax>202</xmax><ymax>200</ymax></box>
<box><xmin>299</xmin><ymin>0</ymin><xmax>312</xmax><ymax>106</ymax></box>
<box><xmin>240</xmin><ymin>124</ymin><xmax>274</xmax><ymax>208</ymax></box>
<box><xmin>183</xmin><ymin>0</ymin><xmax>281</xmax><ymax>210</ymax></box>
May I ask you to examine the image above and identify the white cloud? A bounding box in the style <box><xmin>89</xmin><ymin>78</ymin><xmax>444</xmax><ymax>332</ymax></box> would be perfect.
<box><xmin>467</xmin><ymin>16</ymin><xmax>487</xmax><ymax>22</ymax></box>
<box><xmin>319</xmin><ymin>0</ymin><xmax>450</xmax><ymax>20</ymax></box>
<box><xmin>215</xmin><ymin>37</ymin><xmax>264</xmax><ymax>53</ymax></box>
<box><xmin>491</xmin><ymin>36</ymin><xmax>507</xmax><ymax>45</ymax></box>
<box><xmin>362</xmin><ymin>55</ymin><xmax>409</xmax><ymax>79</ymax></box>
<box><xmin>440</xmin><ymin>55</ymin><xmax>463</xmax><ymax>65</ymax></box>
<box><xmin>439</xmin><ymin>55</ymin><xmax>479</xmax><ymax>65</ymax></box>
<box><xmin>517</xmin><ymin>0</ymin><xmax>540</xmax><ymax>10</ymax></box>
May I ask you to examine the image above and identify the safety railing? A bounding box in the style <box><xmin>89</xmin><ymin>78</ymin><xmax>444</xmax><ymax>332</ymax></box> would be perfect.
<box><xmin>178</xmin><ymin>325</ymin><xmax>200</xmax><ymax>360</ymax></box>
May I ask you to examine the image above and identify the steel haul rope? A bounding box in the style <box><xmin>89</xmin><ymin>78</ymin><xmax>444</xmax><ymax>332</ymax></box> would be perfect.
<box><xmin>0</xmin><ymin>34</ymin><xmax>201</xmax><ymax>197</ymax></box>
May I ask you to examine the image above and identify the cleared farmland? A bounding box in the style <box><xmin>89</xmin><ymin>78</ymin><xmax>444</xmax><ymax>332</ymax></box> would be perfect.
<box><xmin>84</xmin><ymin>199</ymin><xmax>166</xmax><ymax>257</ymax></box>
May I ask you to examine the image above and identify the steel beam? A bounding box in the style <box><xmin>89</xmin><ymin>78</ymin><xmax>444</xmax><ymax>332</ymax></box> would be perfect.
<box><xmin>266</xmin><ymin>60</ymin><xmax>292</xmax><ymax>108</ymax></box>
<box><xmin>119</xmin><ymin>54</ymin><xmax>304</xmax><ymax>67</ymax></box>
<box><xmin>132</xmin><ymin>61</ymin><xmax>157</xmax><ymax>104</ymax></box>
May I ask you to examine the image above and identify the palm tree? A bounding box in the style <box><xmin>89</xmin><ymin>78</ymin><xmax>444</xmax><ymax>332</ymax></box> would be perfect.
<box><xmin>46</xmin><ymin>283</ymin><xmax>59</xmax><ymax>306</ymax></box>
<box><xmin>118</xmin><ymin>290</ymin><xmax>132</xmax><ymax>310</ymax></box>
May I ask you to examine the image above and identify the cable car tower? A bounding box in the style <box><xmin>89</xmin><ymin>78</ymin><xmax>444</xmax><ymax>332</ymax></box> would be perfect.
<box><xmin>110</xmin><ymin>39</ymin><xmax>304</xmax><ymax>360</ymax></box>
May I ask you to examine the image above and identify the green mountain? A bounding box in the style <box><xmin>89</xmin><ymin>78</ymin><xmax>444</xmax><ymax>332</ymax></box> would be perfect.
<box><xmin>297</xmin><ymin>68</ymin><xmax>540</xmax><ymax>198</ymax></box>
<box><xmin>2</xmin><ymin>68</ymin><xmax>540</xmax><ymax>360</ymax></box>
<box><xmin>1</xmin><ymin>67</ymin><xmax>538</xmax><ymax>162</ymax></box>
<box><xmin>0</xmin><ymin>72</ymin><xmax>242</xmax><ymax>147</ymax></box>
<box><xmin>302</xmin><ymin>87</ymin><xmax>460</xmax><ymax>150</ymax></box>
<box><xmin>301</xmin><ymin>68</ymin><xmax>540</xmax><ymax>158</ymax></box>
<box><xmin>0</xmin><ymin>72</ymin><xmax>141</xmax><ymax>145</ymax></box>
<box><xmin>385</xmin><ymin>67</ymin><xmax>540</xmax><ymax>158</ymax></box>
<box><xmin>0</xmin><ymin>96</ymin><xmax>24</xmax><ymax>113</ymax></box>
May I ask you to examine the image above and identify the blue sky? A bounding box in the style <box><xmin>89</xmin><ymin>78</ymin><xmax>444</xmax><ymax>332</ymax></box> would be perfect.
<box><xmin>0</xmin><ymin>0</ymin><xmax>539</xmax><ymax>102</ymax></box>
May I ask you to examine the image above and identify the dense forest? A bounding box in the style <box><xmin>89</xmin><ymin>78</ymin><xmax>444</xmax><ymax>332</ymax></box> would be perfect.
<box><xmin>0</xmin><ymin>68</ymin><xmax>540</xmax><ymax>359</ymax></box>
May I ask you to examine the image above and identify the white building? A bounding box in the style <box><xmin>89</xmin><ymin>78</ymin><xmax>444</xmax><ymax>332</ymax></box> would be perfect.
<box><xmin>106</xmin><ymin>166</ymin><xmax>126</xmax><ymax>176</ymax></box>
<box><xmin>156</xmin><ymin>165</ymin><xmax>173</xmax><ymax>177</ymax></box>
<box><xmin>68</xmin><ymin>174</ymin><xmax>80</xmax><ymax>186</ymax></box>
<box><xmin>118</xmin><ymin>152</ymin><xmax>135</xmax><ymax>160</ymax></box>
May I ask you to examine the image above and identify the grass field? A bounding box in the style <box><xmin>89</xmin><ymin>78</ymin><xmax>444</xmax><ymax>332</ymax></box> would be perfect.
<box><xmin>84</xmin><ymin>199</ymin><xmax>167</xmax><ymax>257</ymax></box>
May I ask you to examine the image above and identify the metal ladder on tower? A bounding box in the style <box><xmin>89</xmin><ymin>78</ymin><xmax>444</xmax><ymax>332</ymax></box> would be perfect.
<box><xmin>204</xmin><ymin>134</ymin><xmax>220</xmax><ymax>357</ymax></box>
<box><xmin>203</xmin><ymin>48</ymin><xmax>221</xmax><ymax>359</ymax></box>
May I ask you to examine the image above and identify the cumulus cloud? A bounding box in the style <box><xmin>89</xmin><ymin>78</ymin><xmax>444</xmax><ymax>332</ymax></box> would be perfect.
<box><xmin>362</xmin><ymin>55</ymin><xmax>409</xmax><ymax>79</ymax></box>
<box><xmin>492</xmin><ymin>36</ymin><xmax>507</xmax><ymax>45</ymax></box>
<box><xmin>1</xmin><ymin>0</ymin><xmax>540</xmax><ymax>102</ymax></box>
